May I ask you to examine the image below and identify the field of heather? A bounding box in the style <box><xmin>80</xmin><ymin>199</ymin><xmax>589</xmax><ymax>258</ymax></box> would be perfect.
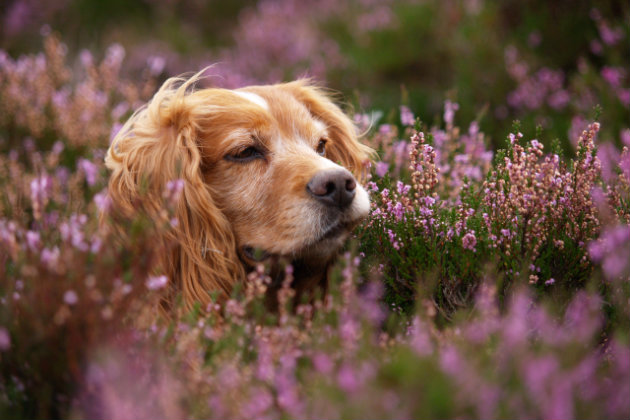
<box><xmin>1</xmin><ymin>1</ymin><xmax>629</xmax><ymax>419</ymax></box>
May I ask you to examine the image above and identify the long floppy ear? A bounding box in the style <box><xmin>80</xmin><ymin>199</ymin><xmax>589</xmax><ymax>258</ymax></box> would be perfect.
<box><xmin>105</xmin><ymin>72</ymin><xmax>243</xmax><ymax>312</ymax></box>
<box><xmin>284</xmin><ymin>80</ymin><xmax>375</xmax><ymax>182</ymax></box>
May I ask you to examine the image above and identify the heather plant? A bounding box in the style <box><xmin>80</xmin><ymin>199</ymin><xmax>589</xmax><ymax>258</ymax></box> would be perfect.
<box><xmin>359</xmin><ymin>103</ymin><xmax>624</xmax><ymax>315</ymax></box>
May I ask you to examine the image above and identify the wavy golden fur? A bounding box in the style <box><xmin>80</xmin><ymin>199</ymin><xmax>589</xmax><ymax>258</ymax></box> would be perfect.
<box><xmin>105</xmin><ymin>70</ymin><xmax>373</xmax><ymax>312</ymax></box>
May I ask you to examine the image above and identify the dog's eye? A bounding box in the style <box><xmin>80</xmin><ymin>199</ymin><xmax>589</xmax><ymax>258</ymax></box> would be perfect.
<box><xmin>316</xmin><ymin>139</ymin><xmax>327</xmax><ymax>156</ymax></box>
<box><xmin>226</xmin><ymin>146</ymin><xmax>264</xmax><ymax>162</ymax></box>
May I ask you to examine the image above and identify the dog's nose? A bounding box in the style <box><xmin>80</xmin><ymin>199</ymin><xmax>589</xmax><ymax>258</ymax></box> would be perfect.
<box><xmin>307</xmin><ymin>169</ymin><xmax>356</xmax><ymax>209</ymax></box>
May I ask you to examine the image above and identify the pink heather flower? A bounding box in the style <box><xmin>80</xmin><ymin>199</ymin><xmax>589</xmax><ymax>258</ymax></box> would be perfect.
<box><xmin>375</xmin><ymin>161</ymin><xmax>389</xmax><ymax>177</ymax></box>
<box><xmin>64</xmin><ymin>290</ymin><xmax>79</xmax><ymax>305</ymax></box>
<box><xmin>444</xmin><ymin>100</ymin><xmax>459</xmax><ymax>126</ymax></box>
<box><xmin>275</xmin><ymin>371</ymin><xmax>303</xmax><ymax>417</ymax></box>
<box><xmin>462</xmin><ymin>231</ymin><xmax>477</xmax><ymax>251</ymax></box>
<box><xmin>146</xmin><ymin>275</ymin><xmax>168</xmax><ymax>290</ymax></box>
<box><xmin>242</xmin><ymin>387</ymin><xmax>273</xmax><ymax>418</ymax></box>
<box><xmin>110</xmin><ymin>123</ymin><xmax>123</xmax><ymax>142</ymax></box>
<box><xmin>337</xmin><ymin>364</ymin><xmax>359</xmax><ymax>393</ymax></box>
<box><xmin>60</xmin><ymin>214</ymin><xmax>89</xmax><ymax>251</ymax></box>
<box><xmin>79</xmin><ymin>49</ymin><xmax>93</xmax><ymax>67</ymax></box>
<box><xmin>545</xmin><ymin>278</ymin><xmax>556</xmax><ymax>286</ymax></box>
<box><xmin>164</xmin><ymin>179</ymin><xmax>185</xmax><ymax>206</ymax></box>
<box><xmin>618</xmin><ymin>89</ymin><xmax>630</xmax><ymax>106</ymax></box>
<box><xmin>400</xmin><ymin>105</ymin><xmax>415</xmax><ymax>126</ymax></box>
<box><xmin>621</xmin><ymin>129</ymin><xmax>630</xmax><ymax>147</ymax></box>
<box><xmin>528</xmin><ymin>30</ymin><xmax>542</xmax><ymax>47</ymax></box>
<box><xmin>601</xmin><ymin>66</ymin><xmax>625</xmax><ymax>88</ymax></box>
<box><xmin>93</xmin><ymin>190</ymin><xmax>111</xmax><ymax>213</ymax></box>
<box><xmin>589</xmin><ymin>39</ymin><xmax>603</xmax><ymax>55</ymax></box>
<box><xmin>598</xmin><ymin>22</ymin><xmax>624</xmax><ymax>45</ymax></box>
<box><xmin>105</xmin><ymin>43</ymin><xmax>125</xmax><ymax>67</ymax></box>
<box><xmin>439</xmin><ymin>345</ymin><xmax>464</xmax><ymax>376</ymax></box>
<box><xmin>0</xmin><ymin>327</ymin><xmax>10</xmax><ymax>351</ymax></box>
<box><xmin>392</xmin><ymin>202</ymin><xmax>404</xmax><ymax>221</ymax></box>
<box><xmin>147</xmin><ymin>55</ymin><xmax>166</xmax><ymax>76</ymax></box>
<box><xmin>597</xmin><ymin>143</ymin><xmax>620</xmax><ymax>182</ymax></box>
<box><xmin>547</xmin><ymin>90</ymin><xmax>570</xmax><ymax>110</ymax></box>
<box><xmin>387</xmin><ymin>229</ymin><xmax>400</xmax><ymax>250</ymax></box>
<box><xmin>111</xmin><ymin>102</ymin><xmax>129</xmax><ymax>120</ymax></box>
<box><xmin>589</xmin><ymin>225</ymin><xmax>630</xmax><ymax>280</ymax></box>
<box><xmin>78</xmin><ymin>159</ymin><xmax>99</xmax><ymax>186</ymax></box>
<box><xmin>523</xmin><ymin>356</ymin><xmax>559</xmax><ymax>406</ymax></box>
<box><xmin>52</xmin><ymin>141</ymin><xmax>64</xmax><ymax>155</ymax></box>
<box><xmin>25</xmin><ymin>230</ymin><xmax>40</xmax><ymax>251</ymax></box>
<box><xmin>41</xmin><ymin>246</ymin><xmax>60</xmax><ymax>268</ymax></box>
<box><xmin>396</xmin><ymin>181</ymin><xmax>411</xmax><ymax>196</ymax></box>
<box><xmin>366</xmin><ymin>181</ymin><xmax>379</xmax><ymax>192</ymax></box>
<box><xmin>408</xmin><ymin>316</ymin><xmax>433</xmax><ymax>356</ymax></box>
<box><xmin>312</xmin><ymin>352</ymin><xmax>334</xmax><ymax>374</ymax></box>
<box><xmin>30</xmin><ymin>175</ymin><xmax>52</xmax><ymax>203</ymax></box>
<box><xmin>379</xmin><ymin>123</ymin><xmax>392</xmax><ymax>136</ymax></box>
<box><xmin>225</xmin><ymin>299</ymin><xmax>245</xmax><ymax>318</ymax></box>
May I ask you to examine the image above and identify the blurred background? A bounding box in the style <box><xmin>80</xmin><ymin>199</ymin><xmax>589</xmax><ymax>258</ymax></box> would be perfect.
<box><xmin>1</xmin><ymin>0</ymin><xmax>628</xmax><ymax>151</ymax></box>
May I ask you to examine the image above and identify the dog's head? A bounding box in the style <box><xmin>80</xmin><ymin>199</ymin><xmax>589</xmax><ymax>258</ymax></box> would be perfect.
<box><xmin>105</xmin><ymin>72</ymin><xmax>373</xmax><ymax>309</ymax></box>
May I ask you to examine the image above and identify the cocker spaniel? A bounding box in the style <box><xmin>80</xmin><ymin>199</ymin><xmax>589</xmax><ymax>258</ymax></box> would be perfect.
<box><xmin>105</xmin><ymin>71</ymin><xmax>373</xmax><ymax>311</ymax></box>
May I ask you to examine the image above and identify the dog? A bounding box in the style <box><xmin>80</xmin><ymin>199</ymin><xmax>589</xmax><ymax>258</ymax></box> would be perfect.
<box><xmin>105</xmin><ymin>71</ymin><xmax>373</xmax><ymax>312</ymax></box>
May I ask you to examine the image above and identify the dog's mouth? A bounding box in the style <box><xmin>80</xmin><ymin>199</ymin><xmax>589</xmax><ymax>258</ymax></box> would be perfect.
<box><xmin>319</xmin><ymin>220</ymin><xmax>351</xmax><ymax>241</ymax></box>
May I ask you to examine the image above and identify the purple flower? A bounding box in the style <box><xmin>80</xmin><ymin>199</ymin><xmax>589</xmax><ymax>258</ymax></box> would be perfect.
<box><xmin>30</xmin><ymin>175</ymin><xmax>52</xmax><ymax>204</ymax></box>
<box><xmin>312</xmin><ymin>352</ymin><xmax>334</xmax><ymax>374</ymax></box>
<box><xmin>59</xmin><ymin>214</ymin><xmax>89</xmax><ymax>251</ymax></box>
<box><xmin>375</xmin><ymin>161</ymin><xmax>389</xmax><ymax>177</ymax></box>
<box><xmin>146</xmin><ymin>275</ymin><xmax>168</xmax><ymax>290</ymax></box>
<box><xmin>41</xmin><ymin>246</ymin><xmax>60</xmax><ymax>269</ymax></box>
<box><xmin>589</xmin><ymin>225</ymin><xmax>630</xmax><ymax>280</ymax></box>
<box><xmin>104</xmin><ymin>43</ymin><xmax>125</xmax><ymax>68</ymax></box>
<box><xmin>547</xmin><ymin>90</ymin><xmax>570</xmax><ymax>110</ymax></box>
<box><xmin>392</xmin><ymin>202</ymin><xmax>404</xmax><ymax>221</ymax></box>
<box><xmin>462</xmin><ymin>231</ymin><xmax>477</xmax><ymax>251</ymax></box>
<box><xmin>408</xmin><ymin>316</ymin><xmax>433</xmax><ymax>356</ymax></box>
<box><xmin>400</xmin><ymin>105</ymin><xmax>415</xmax><ymax>126</ymax></box>
<box><xmin>598</xmin><ymin>22</ymin><xmax>624</xmax><ymax>45</ymax></box>
<box><xmin>444</xmin><ymin>100</ymin><xmax>459</xmax><ymax>126</ymax></box>
<box><xmin>79</xmin><ymin>49</ymin><xmax>93</xmax><ymax>67</ymax></box>
<box><xmin>0</xmin><ymin>327</ymin><xmax>10</xmax><ymax>351</ymax></box>
<box><xmin>25</xmin><ymin>230</ymin><xmax>40</xmax><ymax>251</ymax></box>
<box><xmin>387</xmin><ymin>229</ymin><xmax>400</xmax><ymax>250</ymax></box>
<box><xmin>337</xmin><ymin>364</ymin><xmax>359</xmax><ymax>393</ymax></box>
<box><xmin>147</xmin><ymin>56</ymin><xmax>166</xmax><ymax>76</ymax></box>
<box><xmin>164</xmin><ymin>179</ymin><xmax>185</xmax><ymax>206</ymax></box>
<box><xmin>64</xmin><ymin>290</ymin><xmax>79</xmax><ymax>305</ymax></box>
<box><xmin>110</xmin><ymin>122</ymin><xmax>123</xmax><ymax>142</ymax></box>
<box><xmin>78</xmin><ymin>159</ymin><xmax>99</xmax><ymax>186</ymax></box>
<box><xmin>396</xmin><ymin>181</ymin><xmax>410</xmax><ymax>196</ymax></box>
<box><xmin>601</xmin><ymin>66</ymin><xmax>625</xmax><ymax>88</ymax></box>
<box><xmin>93</xmin><ymin>190</ymin><xmax>111</xmax><ymax>213</ymax></box>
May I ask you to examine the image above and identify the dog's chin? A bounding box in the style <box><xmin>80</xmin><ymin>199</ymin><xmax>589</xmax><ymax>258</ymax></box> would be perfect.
<box><xmin>294</xmin><ymin>221</ymin><xmax>354</xmax><ymax>261</ymax></box>
<box><xmin>240</xmin><ymin>220</ymin><xmax>356</xmax><ymax>266</ymax></box>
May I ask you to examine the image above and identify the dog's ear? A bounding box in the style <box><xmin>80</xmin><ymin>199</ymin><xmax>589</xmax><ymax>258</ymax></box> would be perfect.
<box><xmin>105</xmin><ymin>73</ymin><xmax>243</xmax><ymax>311</ymax></box>
<box><xmin>286</xmin><ymin>80</ymin><xmax>375</xmax><ymax>182</ymax></box>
